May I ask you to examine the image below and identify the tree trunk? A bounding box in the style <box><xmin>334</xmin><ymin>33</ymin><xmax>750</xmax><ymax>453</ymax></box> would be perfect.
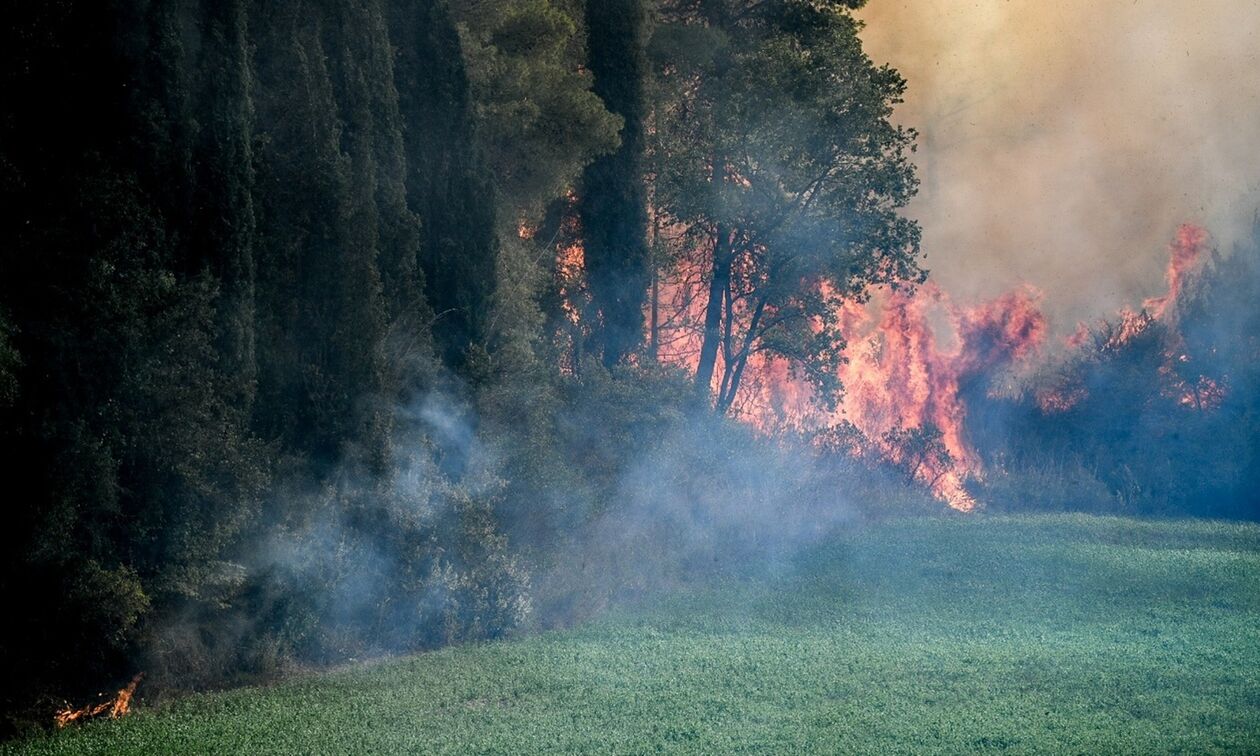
<box><xmin>694</xmin><ymin>225</ymin><xmax>732</xmax><ymax>402</ymax></box>
<box><xmin>649</xmin><ymin>246</ymin><xmax>660</xmax><ymax>362</ymax></box>
<box><xmin>580</xmin><ymin>0</ymin><xmax>649</xmax><ymax>367</ymax></box>
<box><xmin>717</xmin><ymin>293</ymin><xmax>767</xmax><ymax>413</ymax></box>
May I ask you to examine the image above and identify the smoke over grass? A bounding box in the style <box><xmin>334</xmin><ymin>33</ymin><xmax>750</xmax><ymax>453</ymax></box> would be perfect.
<box><xmin>859</xmin><ymin>0</ymin><xmax>1260</xmax><ymax>331</ymax></box>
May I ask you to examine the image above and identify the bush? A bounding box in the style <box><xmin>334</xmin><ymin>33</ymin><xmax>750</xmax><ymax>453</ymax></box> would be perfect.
<box><xmin>968</xmin><ymin>458</ymin><xmax>1121</xmax><ymax>514</ymax></box>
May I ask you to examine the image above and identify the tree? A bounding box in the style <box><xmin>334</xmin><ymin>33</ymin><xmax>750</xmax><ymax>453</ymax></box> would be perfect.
<box><xmin>454</xmin><ymin>0</ymin><xmax>620</xmax><ymax>216</ymax></box>
<box><xmin>650</xmin><ymin>0</ymin><xmax>921</xmax><ymax>411</ymax></box>
<box><xmin>390</xmin><ymin>0</ymin><xmax>500</xmax><ymax>370</ymax></box>
<box><xmin>0</xmin><ymin>0</ymin><xmax>265</xmax><ymax>712</ymax></box>
<box><xmin>580</xmin><ymin>0</ymin><xmax>651</xmax><ymax>366</ymax></box>
<box><xmin>251</xmin><ymin>0</ymin><xmax>389</xmax><ymax>468</ymax></box>
<box><xmin>189</xmin><ymin>0</ymin><xmax>258</xmax><ymax>415</ymax></box>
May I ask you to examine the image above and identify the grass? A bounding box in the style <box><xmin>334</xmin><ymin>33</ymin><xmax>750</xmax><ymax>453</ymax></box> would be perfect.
<box><xmin>10</xmin><ymin>514</ymin><xmax>1260</xmax><ymax>754</ymax></box>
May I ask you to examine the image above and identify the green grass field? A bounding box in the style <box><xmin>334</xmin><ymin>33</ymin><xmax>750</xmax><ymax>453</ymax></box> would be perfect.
<box><xmin>11</xmin><ymin>514</ymin><xmax>1260</xmax><ymax>754</ymax></box>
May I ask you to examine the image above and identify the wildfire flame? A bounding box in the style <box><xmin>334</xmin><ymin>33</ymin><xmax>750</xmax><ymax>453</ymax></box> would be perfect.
<box><xmin>557</xmin><ymin>211</ymin><xmax>1216</xmax><ymax>511</ymax></box>
<box><xmin>1143</xmin><ymin>223</ymin><xmax>1209</xmax><ymax>320</ymax></box>
<box><xmin>831</xmin><ymin>284</ymin><xmax>1047</xmax><ymax>509</ymax></box>
<box><xmin>54</xmin><ymin>673</ymin><xmax>143</xmax><ymax>728</ymax></box>
<box><xmin>1066</xmin><ymin>224</ymin><xmax>1220</xmax><ymax>410</ymax></box>
<box><xmin>648</xmin><ymin>247</ymin><xmax>1047</xmax><ymax>509</ymax></box>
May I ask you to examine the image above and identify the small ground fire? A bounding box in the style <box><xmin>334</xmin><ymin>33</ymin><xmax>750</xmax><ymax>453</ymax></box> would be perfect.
<box><xmin>53</xmin><ymin>674</ymin><xmax>142</xmax><ymax>729</ymax></box>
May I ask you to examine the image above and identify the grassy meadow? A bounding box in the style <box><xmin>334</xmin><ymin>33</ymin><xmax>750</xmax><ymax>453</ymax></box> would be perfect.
<box><xmin>12</xmin><ymin>514</ymin><xmax>1260</xmax><ymax>754</ymax></box>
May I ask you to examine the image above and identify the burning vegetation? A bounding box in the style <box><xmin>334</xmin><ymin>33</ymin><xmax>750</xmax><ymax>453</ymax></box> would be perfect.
<box><xmin>53</xmin><ymin>675</ymin><xmax>142</xmax><ymax>729</ymax></box>
<box><xmin>638</xmin><ymin>220</ymin><xmax>1249</xmax><ymax>513</ymax></box>
<box><xmin>2</xmin><ymin>0</ymin><xmax>1258</xmax><ymax>741</ymax></box>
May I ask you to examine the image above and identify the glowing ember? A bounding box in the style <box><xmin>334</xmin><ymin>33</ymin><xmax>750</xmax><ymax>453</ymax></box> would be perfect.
<box><xmin>556</xmin><ymin>241</ymin><xmax>587</xmax><ymax>326</ymax></box>
<box><xmin>1180</xmin><ymin>375</ymin><xmax>1226</xmax><ymax>410</ymax></box>
<box><xmin>54</xmin><ymin>673</ymin><xmax>143</xmax><ymax>728</ymax></box>
<box><xmin>1037</xmin><ymin>386</ymin><xmax>1087</xmax><ymax>414</ymax></box>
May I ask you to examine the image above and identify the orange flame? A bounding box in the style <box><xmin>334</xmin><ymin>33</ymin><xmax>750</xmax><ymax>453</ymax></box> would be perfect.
<box><xmin>1072</xmin><ymin>224</ymin><xmax>1222</xmax><ymax>410</ymax></box>
<box><xmin>1143</xmin><ymin>223</ymin><xmax>1209</xmax><ymax>320</ymax></box>
<box><xmin>827</xmin><ymin>284</ymin><xmax>1047</xmax><ymax>509</ymax></box>
<box><xmin>618</xmin><ymin>218</ymin><xmax>1216</xmax><ymax>508</ymax></box>
<box><xmin>54</xmin><ymin>673</ymin><xmax>143</xmax><ymax>728</ymax></box>
<box><xmin>648</xmin><ymin>247</ymin><xmax>1047</xmax><ymax>509</ymax></box>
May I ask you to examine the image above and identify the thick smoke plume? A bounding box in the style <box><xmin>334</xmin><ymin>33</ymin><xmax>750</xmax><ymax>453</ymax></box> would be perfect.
<box><xmin>858</xmin><ymin>0</ymin><xmax>1260</xmax><ymax>331</ymax></box>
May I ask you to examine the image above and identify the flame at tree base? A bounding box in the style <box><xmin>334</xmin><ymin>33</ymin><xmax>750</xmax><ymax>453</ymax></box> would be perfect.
<box><xmin>54</xmin><ymin>673</ymin><xmax>143</xmax><ymax>728</ymax></box>
<box><xmin>623</xmin><ymin>219</ymin><xmax>1214</xmax><ymax>511</ymax></box>
<box><xmin>649</xmin><ymin>225</ymin><xmax>1214</xmax><ymax>510</ymax></box>
<box><xmin>706</xmin><ymin>283</ymin><xmax>1047</xmax><ymax>510</ymax></box>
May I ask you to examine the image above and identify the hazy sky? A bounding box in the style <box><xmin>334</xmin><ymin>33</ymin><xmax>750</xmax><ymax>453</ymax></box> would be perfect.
<box><xmin>858</xmin><ymin>0</ymin><xmax>1260</xmax><ymax>331</ymax></box>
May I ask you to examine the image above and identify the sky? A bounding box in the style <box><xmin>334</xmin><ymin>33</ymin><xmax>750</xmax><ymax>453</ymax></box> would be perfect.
<box><xmin>857</xmin><ymin>0</ymin><xmax>1260</xmax><ymax>332</ymax></box>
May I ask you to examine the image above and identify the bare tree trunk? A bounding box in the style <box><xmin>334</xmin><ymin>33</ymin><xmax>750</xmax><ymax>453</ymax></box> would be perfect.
<box><xmin>648</xmin><ymin>213</ymin><xmax>660</xmax><ymax>362</ymax></box>
<box><xmin>691</xmin><ymin>7</ymin><xmax>731</xmax><ymax>403</ymax></box>
<box><xmin>717</xmin><ymin>293</ymin><xmax>767</xmax><ymax>413</ymax></box>
<box><xmin>694</xmin><ymin>225</ymin><xmax>731</xmax><ymax>402</ymax></box>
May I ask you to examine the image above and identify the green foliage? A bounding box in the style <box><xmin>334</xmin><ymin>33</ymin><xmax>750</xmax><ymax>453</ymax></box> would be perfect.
<box><xmin>552</xmin><ymin>360</ymin><xmax>693</xmax><ymax>515</ymax></box>
<box><xmin>251</xmin><ymin>0</ymin><xmax>391</xmax><ymax>469</ymax></box>
<box><xmin>476</xmin><ymin>234</ymin><xmax>582</xmax><ymax>544</ymax></box>
<box><xmin>651</xmin><ymin>0</ymin><xmax>921</xmax><ymax>408</ymax></box>
<box><xmin>455</xmin><ymin>0</ymin><xmax>621</xmax><ymax>214</ymax></box>
<box><xmin>58</xmin><ymin>561</ymin><xmax>151</xmax><ymax>666</ymax></box>
<box><xmin>391</xmin><ymin>0</ymin><xmax>500</xmax><ymax>368</ymax></box>
<box><xmin>189</xmin><ymin>0</ymin><xmax>258</xmax><ymax>414</ymax></box>
<box><xmin>437</xmin><ymin>489</ymin><xmax>534</xmax><ymax>643</ymax></box>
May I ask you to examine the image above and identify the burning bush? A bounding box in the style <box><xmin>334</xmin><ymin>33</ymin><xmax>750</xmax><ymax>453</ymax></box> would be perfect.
<box><xmin>967</xmin><ymin>223</ymin><xmax>1260</xmax><ymax>519</ymax></box>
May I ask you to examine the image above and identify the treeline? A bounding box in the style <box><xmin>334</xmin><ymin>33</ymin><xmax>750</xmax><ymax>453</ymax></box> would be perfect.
<box><xmin>0</xmin><ymin>0</ymin><xmax>922</xmax><ymax>731</ymax></box>
<box><xmin>0</xmin><ymin>0</ymin><xmax>509</xmax><ymax>725</ymax></box>
<box><xmin>967</xmin><ymin>224</ymin><xmax>1260</xmax><ymax>520</ymax></box>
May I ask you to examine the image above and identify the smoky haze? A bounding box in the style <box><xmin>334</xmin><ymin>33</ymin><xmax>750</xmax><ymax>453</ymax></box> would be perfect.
<box><xmin>858</xmin><ymin>0</ymin><xmax>1260</xmax><ymax>334</ymax></box>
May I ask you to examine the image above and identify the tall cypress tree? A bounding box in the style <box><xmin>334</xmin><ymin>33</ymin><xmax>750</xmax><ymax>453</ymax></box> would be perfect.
<box><xmin>389</xmin><ymin>0</ymin><xmax>498</xmax><ymax>371</ymax></box>
<box><xmin>579</xmin><ymin>0</ymin><xmax>650</xmax><ymax>367</ymax></box>
<box><xmin>0</xmin><ymin>0</ymin><xmax>267</xmax><ymax>710</ymax></box>
<box><xmin>251</xmin><ymin>0</ymin><xmax>389</xmax><ymax>470</ymax></box>
<box><xmin>325</xmin><ymin>0</ymin><xmax>431</xmax><ymax>421</ymax></box>
<box><xmin>191</xmin><ymin>0</ymin><xmax>258</xmax><ymax>413</ymax></box>
<box><xmin>335</xmin><ymin>1</ymin><xmax>426</xmax><ymax>328</ymax></box>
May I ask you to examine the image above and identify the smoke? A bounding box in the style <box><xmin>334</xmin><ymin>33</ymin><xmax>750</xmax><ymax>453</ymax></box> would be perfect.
<box><xmin>530</xmin><ymin>408</ymin><xmax>901</xmax><ymax>628</ymax></box>
<box><xmin>858</xmin><ymin>0</ymin><xmax>1260</xmax><ymax>333</ymax></box>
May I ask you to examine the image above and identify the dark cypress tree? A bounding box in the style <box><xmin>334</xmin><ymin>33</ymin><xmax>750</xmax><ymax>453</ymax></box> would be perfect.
<box><xmin>190</xmin><ymin>0</ymin><xmax>259</xmax><ymax>413</ymax></box>
<box><xmin>324</xmin><ymin>0</ymin><xmax>432</xmax><ymax>423</ymax></box>
<box><xmin>251</xmin><ymin>0</ymin><xmax>389</xmax><ymax>470</ymax></box>
<box><xmin>322</xmin><ymin>0</ymin><xmax>402</xmax><ymax>470</ymax></box>
<box><xmin>0</xmin><ymin>0</ymin><xmax>266</xmax><ymax>714</ymax></box>
<box><xmin>389</xmin><ymin>0</ymin><xmax>499</xmax><ymax>371</ymax></box>
<box><xmin>332</xmin><ymin>1</ymin><xmax>426</xmax><ymax>328</ymax></box>
<box><xmin>579</xmin><ymin>0</ymin><xmax>650</xmax><ymax>367</ymax></box>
